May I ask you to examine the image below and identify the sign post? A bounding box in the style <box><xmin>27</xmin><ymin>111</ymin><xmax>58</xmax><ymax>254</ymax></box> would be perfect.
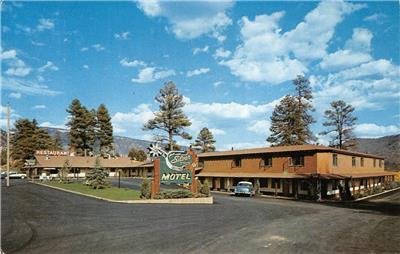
<box><xmin>148</xmin><ymin>144</ymin><xmax>198</xmax><ymax>198</ymax></box>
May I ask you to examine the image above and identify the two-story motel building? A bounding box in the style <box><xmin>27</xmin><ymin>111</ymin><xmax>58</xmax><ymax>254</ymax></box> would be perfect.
<box><xmin>196</xmin><ymin>144</ymin><xmax>395</xmax><ymax>199</ymax></box>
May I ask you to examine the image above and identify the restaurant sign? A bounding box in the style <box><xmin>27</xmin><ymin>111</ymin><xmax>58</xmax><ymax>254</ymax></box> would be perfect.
<box><xmin>36</xmin><ymin>150</ymin><xmax>69</xmax><ymax>156</ymax></box>
<box><xmin>148</xmin><ymin>143</ymin><xmax>193</xmax><ymax>184</ymax></box>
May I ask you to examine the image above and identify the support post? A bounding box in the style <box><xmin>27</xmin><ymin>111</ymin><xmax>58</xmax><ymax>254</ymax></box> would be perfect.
<box><xmin>151</xmin><ymin>158</ymin><xmax>160</xmax><ymax>198</ymax></box>
<box><xmin>6</xmin><ymin>104</ymin><xmax>10</xmax><ymax>187</ymax></box>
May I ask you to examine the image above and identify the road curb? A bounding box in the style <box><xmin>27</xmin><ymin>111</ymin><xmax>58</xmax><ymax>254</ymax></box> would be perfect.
<box><xmin>31</xmin><ymin>181</ymin><xmax>213</xmax><ymax>204</ymax></box>
<box><xmin>354</xmin><ymin>186</ymin><xmax>400</xmax><ymax>202</ymax></box>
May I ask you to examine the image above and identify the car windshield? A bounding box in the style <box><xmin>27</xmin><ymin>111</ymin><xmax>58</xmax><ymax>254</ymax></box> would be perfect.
<box><xmin>238</xmin><ymin>183</ymin><xmax>252</xmax><ymax>187</ymax></box>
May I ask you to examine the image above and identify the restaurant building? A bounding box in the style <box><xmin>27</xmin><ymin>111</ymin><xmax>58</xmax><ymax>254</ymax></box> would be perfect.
<box><xmin>26</xmin><ymin>150</ymin><xmax>151</xmax><ymax>179</ymax></box>
<box><xmin>196</xmin><ymin>144</ymin><xmax>395</xmax><ymax>200</ymax></box>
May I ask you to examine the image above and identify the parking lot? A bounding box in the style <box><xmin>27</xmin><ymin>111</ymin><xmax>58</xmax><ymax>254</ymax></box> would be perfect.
<box><xmin>2</xmin><ymin>179</ymin><xmax>400</xmax><ymax>253</ymax></box>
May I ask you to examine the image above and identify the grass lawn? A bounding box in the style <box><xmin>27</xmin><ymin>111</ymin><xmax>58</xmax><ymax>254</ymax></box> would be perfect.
<box><xmin>43</xmin><ymin>181</ymin><xmax>141</xmax><ymax>200</ymax></box>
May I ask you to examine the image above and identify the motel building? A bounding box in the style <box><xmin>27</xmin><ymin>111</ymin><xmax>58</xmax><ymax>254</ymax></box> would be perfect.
<box><xmin>25</xmin><ymin>150</ymin><xmax>152</xmax><ymax>179</ymax></box>
<box><xmin>195</xmin><ymin>144</ymin><xmax>395</xmax><ymax>200</ymax></box>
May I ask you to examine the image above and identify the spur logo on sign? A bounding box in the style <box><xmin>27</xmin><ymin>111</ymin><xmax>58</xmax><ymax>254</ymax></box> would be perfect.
<box><xmin>148</xmin><ymin>143</ymin><xmax>193</xmax><ymax>184</ymax></box>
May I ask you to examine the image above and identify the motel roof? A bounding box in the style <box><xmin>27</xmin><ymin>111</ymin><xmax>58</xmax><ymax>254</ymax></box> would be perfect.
<box><xmin>31</xmin><ymin>155</ymin><xmax>145</xmax><ymax>169</ymax></box>
<box><xmin>198</xmin><ymin>144</ymin><xmax>385</xmax><ymax>159</ymax></box>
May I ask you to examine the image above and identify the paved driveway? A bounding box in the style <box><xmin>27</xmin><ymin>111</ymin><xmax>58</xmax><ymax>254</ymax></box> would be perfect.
<box><xmin>2</xmin><ymin>179</ymin><xmax>400</xmax><ymax>253</ymax></box>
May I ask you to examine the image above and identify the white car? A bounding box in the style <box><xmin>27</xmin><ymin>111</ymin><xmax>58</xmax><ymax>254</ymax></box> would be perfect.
<box><xmin>234</xmin><ymin>181</ymin><xmax>254</xmax><ymax>197</ymax></box>
<box><xmin>9</xmin><ymin>172</ymin><xmax>27</xmax><ymax>179</ymax></box>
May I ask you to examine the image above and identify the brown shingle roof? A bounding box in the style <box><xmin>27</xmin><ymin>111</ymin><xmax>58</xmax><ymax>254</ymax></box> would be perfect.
<box><xmin>198</xmin><ymin>144</ymin><xmax>384</xmax><ymax>159</ymax></box>
<box><xmin>33</xmin><ymin>155</ymin><xmax>144</xmax><ymax>168</ymax></box>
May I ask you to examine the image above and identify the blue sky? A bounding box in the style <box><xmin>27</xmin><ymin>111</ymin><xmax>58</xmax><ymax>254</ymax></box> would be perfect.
<box><xmin>1</xmin><ymin>1</ymin><xmax>399</xmax><ymax>151</ymax></box>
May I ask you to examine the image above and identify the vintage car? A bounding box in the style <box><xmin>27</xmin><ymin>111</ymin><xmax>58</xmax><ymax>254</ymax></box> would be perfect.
<box><xmin>234</xmin><ymin>181</ymin><xmax>254</xmax><ymax>197</ymax></box>
<box><xmin>9</xmin><ymin>172</ymin><xmax>27</xmax><ymax>179</ymax></box>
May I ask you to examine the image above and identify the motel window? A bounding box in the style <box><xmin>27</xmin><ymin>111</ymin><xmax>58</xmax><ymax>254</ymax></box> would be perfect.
<box><xmin>290</xmin><ymin>156</ymin><xmax>304</xmax><ymax>166</ymax></box>
<box><xmin>360</xmin><ymin>157</ymin><xmax>364</xmax><ymax>167</ymax></box>
<box><xmin>259</xmin><ymin>178</ymin><xmax>268</xmax><ymax>188</ymax></box>
<box><xmin>332</xmin><ymin>154</ymin><xmax>338</xmax><ymax>167</ymax></box>
<box><xmin>332</xmin><ymin>181</ymin><xmax>337</xmax><ymax>190</ymax></box>
<box><xmin>260</xmin><ymin>157</ymin><xmax>272</xmax><ymax>168</ymax></box>
<box><xmin>352</xmin><ymin>157</ymin><xmax>356</xmax><ymax>167</ymax></box>
<box><xmin>300</xmin><ymin>181</ymin><xmax>308</xmax><ymax>191</ymax></box>
<box><xmin>198</xmin><ymin>161</ymin><xmax>204</xmax><ymax>168</ymax></box>
<box><xmin>232</xmin><ymin>158</ymin><xmax>242</xmax><ymax>168</ymax></box>
<box><xmin>379</xmin><ymin>160</ymin><xmax>382</xmax><ymax>168</ymax></box>
<box><xmin>373</xmin><ymin>159</ymin><xmax>376</xmax><ymax>167</ymax></box>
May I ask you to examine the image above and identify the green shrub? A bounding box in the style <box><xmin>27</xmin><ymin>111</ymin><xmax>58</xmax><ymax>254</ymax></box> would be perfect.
<box><xmin>153</xmin><ymin>189</ymin><xmax>194</xmax><ymax>199</ymax></box>
<box><xmin>85</xmin><ymin>157</ymin><xmax>109</xmax><ymax>189</ymax></box>
<box><xmin>200</xmin><ymin>180</ymin><xmax>210</xmax><ymax>197</ymax></box>
<box><xmin>140</xmin><ymin>178</ymin><xmax>151</xmax><ymax>199</ymax></box>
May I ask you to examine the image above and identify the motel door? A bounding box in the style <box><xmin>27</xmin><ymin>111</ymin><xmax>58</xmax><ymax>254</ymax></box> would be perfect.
<box><xmin>283</xmin><ymin>179</ymin><xmax>290</xmax><ymax>196</ymax></box>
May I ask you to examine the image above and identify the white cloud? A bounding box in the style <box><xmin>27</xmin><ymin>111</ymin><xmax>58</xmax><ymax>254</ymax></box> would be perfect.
<box><xmin>80</xmin><ymin>47</ymin><xmax>89</xmax><ymax>52</ymax></box>
<box><xmin>184</xmin><ymin>99</ymin><xmax>280</xmax><ymax>119</ymax></box>
<box><xmin>213</xmin><ymin>48</ymin><xmax>231</xmax><ymax>59</ymax></box>
<box><xmin>31</xmin><ymin>41</ymin><xmax>45</xmax><ymax>46</ymax></box>
<box><xmin>220</xmin><ymin>1</ymin><xmax>364</xmax><ymax>84</ymax></box>
<box><xmin>114</xmin><ymin>31</ymin><xmax>130</xmax><ymax>40</ymax></box>
<box><xmin>131</xmin><ymin>67</ymin><xmax>175</xmax><ymax>83</ymax></box>
<box><xmin>37</xmin><ymin>18</ymin><xmax>54</xmax><ymax>31</ymax></box>
<box><xmin>213</xmin><ymin>81</ymin><xmax>224</xmax><ymax>87</ymax></box>
<box><xmin>1</xmin><ymin>49</ymin><xmax>17</xmax><ymax>59</ymax></box>
<box><xmin>247</xmin><ymin>120</ymin><xmax>271</xmax><ymax>135</ymax></box>
<box><xmin>9</xmin><ymin>92</ymin><xmax>22</xmax><ymax>99</ymax></box>
<box><xmin>186</xmin><ymin>68</ymin><xmax>210</xmax><ymax>77</ymax></box>
<box><xmin>5</xmin><ymin>59</ymin><xmax>31</xmax><ymax>77</ymax></box>
<box><xmin>83</xmin><ymin>65</ymin><xmax>89</xmax><ymax>69</ymax></box>
<box><xmin>38</xmin><ymin>61</ymin><xmax>58</xmax><ymax>72</ymax></box>
<box><xmin>363</xmin><ymin>13</ymin><xmax>387</xmax><ymax>23</ymax></box>
<box><xmin>137</xmin><ymin>0</ymin><xmax>161</xmax><ymax>17</ymax></box>
<box><xmin>91</xmin><ymin>44</ymin><xmax>105</xmax><ymax>51</ymax></box>
<box><xmin>344</xmin><ymin>28</ymin><xmax>373</xmax><ymax>52</ymax></box>
<box><xmin>354</xmin><ymin>123</ymin><xmax>400</xmax><ymax>138</ymax></box>
<box><xmin>137</xmin><ymin>1</ymin><xmax>233</xmax><ymax>41</ymax></box>
<box><xmin>33</xmin><ymin>105</ymin><xmax>46</xmax><ymax>109</ymax></box>
<box><xmin>112</xmin><ymin>104</ymin><xmax>154</xmax><ymax>134</ymax></box>
<box><xmin>193</xmin><ymin>45</ymin><xmax>209</xmax><ymax>55</ymax></box>
<box><xmin>209</xmin><ymin>128</ymin><xmax>226</xmax><ymax>136</ymax></box>
<box><xmin>39</xmin><ymin>121</ymin><xmax>66</xmax><ymax>130</ymax></box>
<box><xmin>120</xmin><ymin>58</ymin><xmax>147</xmax><ymax>67</ymax></box>
<box><xmin>319</xmin><ymin>50</ymin><xmax>372</xmax><ymax>71</ymax></box>
<box><xmin>1</xmin><ymin>77</ymin><xmax>61</xmax><ymax>96</ymax></box>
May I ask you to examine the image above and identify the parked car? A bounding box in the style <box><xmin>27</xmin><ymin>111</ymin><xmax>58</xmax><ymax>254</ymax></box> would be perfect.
<box><xmin>234</xmin><ymin>181</ymin><xmax>254</xmax><ymax>197</ymax></box>
<box><xmin>9</xmin><ymin>172</ymin><xmax>27</xmax><ymax>179</ymax></box>
<box><xmin>1</xmin><ymin>172</ymin><xmax>6</xmax><ymax>179</ymax></box>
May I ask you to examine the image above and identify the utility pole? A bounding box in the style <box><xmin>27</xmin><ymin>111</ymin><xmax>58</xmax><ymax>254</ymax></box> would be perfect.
<box><xmin>6</xmin><ymin>103</ymin><xmax>10</xmax><ymax>187</ymax></box>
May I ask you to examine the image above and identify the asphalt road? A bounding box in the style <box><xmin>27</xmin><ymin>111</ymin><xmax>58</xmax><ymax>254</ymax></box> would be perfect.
<box><xmin>2</xmin><ymin>179</ymin><xmax>400</xmax><ymax>254</ymax></box>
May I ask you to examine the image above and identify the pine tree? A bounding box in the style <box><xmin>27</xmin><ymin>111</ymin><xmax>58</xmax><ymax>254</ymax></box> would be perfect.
<box><xmin>85</xmin><ymin>157</ymin><xmax>108</xmax><ymax>189</ymax></box>
<box><xmin>320</xmin><ymin>100</ymin><xmax>357</xmax><ymax>149</ymax></box>
<box><xmin>128</xmin><ymin>148</ymin><xmax>147</xmax><ymax>161</ymax></box>
<box><xmin>66</xmin><ymin>99</ymin><xmax>96</xmax><ymax>156</ymax></box>
<box><xmin>96</xmin><ymin>104</ymin><xmax>114</xmax><ymax>155</ymax></box>
<box><xmin>193</xmin><ymin>127</ymin><xmax>216</xmax><ymax>152</ymax></box>
<box><xmin>293</xmin><ymin>75</ymin><xmax>316</xmax><ymax>144</ymax></box>
<box><xmin>53</xmin><ymin>131</ymin><xmax>63</xmax><ymax>150</ymax></box>
<box><xmin>12</xmin><ymin>118</ymin><xmax>54</xmax><ymax>168</ymax></box>
<box><xmin>267</xmin><ymin>76</ymin><xmax>316</xmax><ymax>146</ymax></box>
<box><xmin>267</xmin><ymin>95</ymin><xmax>300</xmax><ymax>146</ymax></box>
<box><xmin>143</xmin><ymin>81</ymin><xmax>192</xmax><ymax>151</ymax></box>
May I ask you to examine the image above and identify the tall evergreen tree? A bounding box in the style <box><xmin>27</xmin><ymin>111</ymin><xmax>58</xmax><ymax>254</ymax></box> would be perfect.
<box><xmin>12</xmin><ymin>118</ymin><xmax>54</xmax><ymax>168</ymax></box>
<box><xmin>292</xmin><ymin>75</ymin><xmax>316</xmax><ymax>143</ymax></box>
<box><xmin>143</xmin><ymin>81</ymin><xmax>192</xmax><ymax>151</ymax></box>
<box><xmin>267</xmin><ymin>76</ymin><xmax>316</xmax><ymax>146</ymax></box>
<box><xmin>320</xmin><ymin>100</ymin><xmax>357</xmax><ymax>149</ymax></box>
<box><xmin>193</xmin><ymin>127</ymin><xmax>216</xmax><ymax>152</ymax></box>
<box><xmin>66</xmin><ymin>99</ymin><xmax>96</xmax><ymax>156</ymax></box>
<box><xmin>53</xmin><ymin>131</ymin><xmax>63</xmax><ymax>150</ymax></box>
<box><xmin>267</xmin><ymin>95</ymin><xmax>300</xmax><ymax>146</ymax></box>
<box><xmin>96</xmin><ymin>104</ymin><xmax>114</xmax><ymax>155</ymax></box>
